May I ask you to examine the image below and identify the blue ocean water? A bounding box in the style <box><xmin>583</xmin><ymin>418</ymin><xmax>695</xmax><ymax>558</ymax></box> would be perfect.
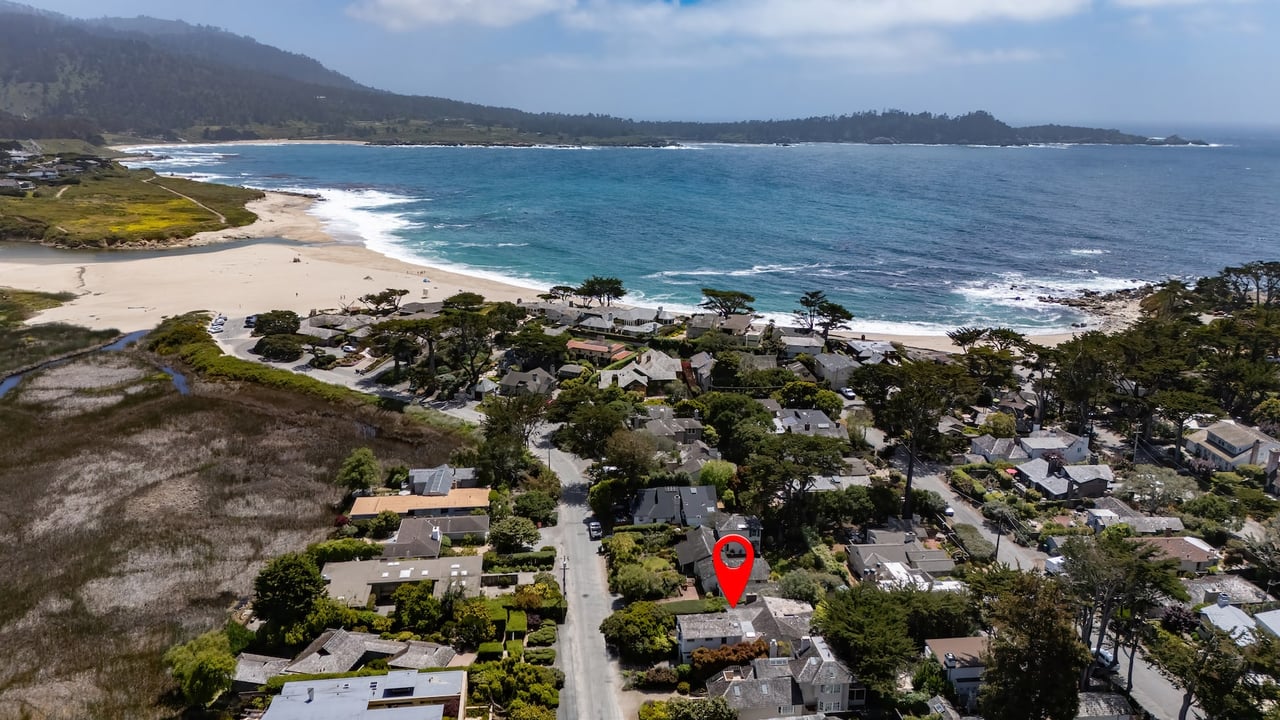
<box><xmin>125</xmin><ymin>136</ymin><xmax>1280</xmax><ymax>335</ymax></box>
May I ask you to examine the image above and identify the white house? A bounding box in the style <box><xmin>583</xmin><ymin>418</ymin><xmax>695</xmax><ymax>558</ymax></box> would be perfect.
<box><xmin>1018</xmin><ymin>428</ymin><xmax>1090</xmax><ymax>463</ymax></box>
<box><xmin>1185</xmin><ymin>420</ymin><xmax>1280</xmax><ymax>472</ymax></box>
<box><xmin>924</xmin><ymin>636</ymin><xmax>989</xmax><ymax>712</ymax></box>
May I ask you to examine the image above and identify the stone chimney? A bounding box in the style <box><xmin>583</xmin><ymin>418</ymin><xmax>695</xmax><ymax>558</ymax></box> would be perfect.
<box><xmin>1250</xmin><ymin>438</ymin><xmax>1263</xmax><ymax>466</ymax></box>
<box><xmin>769</xmin><ymin>639</ymin><xmax>779</xmax><ymax>658</ymax></box>
<box><xmin>1218</xmin><ymin>592</ymin><xmax>1231</xmax><ymax>608</ymax></box>
<box><xmin>798</xmin><ymin>636</ymin><xmax>812</xmax><ymax>655</ymax></box>
<box><xmin>1267</xmin><ymin>447</ymin><xmax>1280</xmax><ymax>478</ymax></box>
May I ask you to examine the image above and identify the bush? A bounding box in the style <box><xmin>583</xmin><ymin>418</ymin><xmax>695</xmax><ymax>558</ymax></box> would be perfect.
<box><xmin>953</xmin><ymin>524</ymin><xmax>996</xmax><ymax>561</ymax></box>
<box><xmin>477</xmin><ymin>642</ymin><xmax>505</xmax><ymax>660</ymax></box>
<box><xmin>306</xmin><ymin>538</ymin><xmax>383</xmax><ymax>564</ymax></box>
<box><xmin>676</xmin><ymin>681</ymin><xmax>690</xmax><ymax>695</ymax></box>
<box><xmin>508</xmin><ymin>610</ymin><xmax>529</xmax><ymax>634</ymax></box>
<box><xmin>524</xmin><ymin>648</ymin><xmax>557</xmax><ymax>665</ymax></box>
<box><xmin>506</xmin><ymin>639</ymin><xmax>525</xmax><ymax>660</ymax></box>
<box><xmin>514</xmin><ymin>491</ymin><xmax>559</xmax><ymax>525</ymax></box>
<box><xmin>526</xmin><ymin>622</ymin><xmax>558</xmax><ymax>647</ymax></box>
<box><xmin>252</xmin><ymin>333</ymin><xmax>304</xmax><ymax>362</ymax></box>
<box><xmin>483</xmin><ymin>550</ymin><xmax>558</xmax><ymax>572</ymax></box>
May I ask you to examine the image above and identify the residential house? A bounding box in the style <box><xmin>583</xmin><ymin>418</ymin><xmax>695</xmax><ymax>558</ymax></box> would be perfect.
<box><xmin>1185</xmin><ymin>420</ymin><xmax>1280</xmax><ymax>472</ymax></box>
<box><xmin>847</xmin><ymin>533</ymin><xmax>956</xmax><ymax>578</ymax></box>
<box><xmin>498</xmin><ymin>368</ymin><xmax>557</xmax><ymax>396</ymax></box>
<box><xmin>320</xmin><ymin>556</ymin><xmax>484</xmax><ymax>607</ymax></box>
<box><xmin>577</xmin><ymin>314</ymin><xmax>614</xmax><ymax>332</ymax></box>
<box><xmin>812</xmin><ymin>353</ymin><xmax>860</xmax><ymax>390</ymax></box>
<box><xmin>232</xmin><ymin>653</ymin><xmax>291</xmax><ymax>692</ymax></box>
<box><xmin>349</xmin><ymin>488</ymin><xmax>490</xmax><ymax>520</ymax></box>
<box><xmin>1076</xmin><ymin>693</ymin><xmax>1135</xmax><ymax>720</ymax></box>
<box><xmin>300</xmin><ymin>313</ymin><xmax>375</xmax><ymax>343</ymax></box>
<box><xmin>557</xmin><ymin>363</ymin><xmax>585</xmax><ymax>380</ymax></box>
<box><xmin>1200</xmin><ymin>594</ymin><xmax>1257</xmax><ymax>646</ymax></box>
<box><xmin>774</xmin><ymin>409</ymin><xmax>846</xmax><ymax>440</ymax></box>
<box><xmin>688</xmin><ymin>352</ymin><xmax>716</xmax><ymax>392</ymax></box>
<box><xmin>641</xmin><ymin>405</ymin><xmax>705</xmax><ymax>445</ymax></box>
<box><xmin>675</xmin><ymin>596</ymin><xmax>815</xmax><ymax>663</ymax></box>
<box><xmin>780</xmin><ymin>335</ymin><xmax>825</xmax><ymax>360</ymax></box>
<box><xmin>395</xmin><ymin>301</ymin><xmax>443</xmax><ymax>319</ymax></box>
<box><xmin>668</xmin><ymin>440</ymin><xmax>723</xmax><ymax>477</ymax></box>
<box><xmin>924</xmin><ymin>636</ymin><xmax>990</xmax><ymax>711</ymax></box>
<box><xmin>1019</xmin><ymin>428</ymin><xmax>1090</xmax><ymax>463</ymax></box>
<box><xmin>865</xmin><ymin>561</ymin><xmax>968</xmax><ymax>593</ymax></box>
<box><xmin>261</xmin><ymin>669</ymin><xmax>466</xmax><ymax>720</ymax></box>
<box><xmin>844</xmin><ymin>339</ymin><xmax>897</xmax><ymax>365</ymax></box>
<box><xmin>1181</xmin><ymin>575</ymin><xmax>1272</xmax><ymax>608</ymax></box>
<box><xmin>599</xmin><ymin>366</ymin><xmax>649</xmax><ymax>393</ymax></box>
<box><xmin>1253</xmin><ymin>609</ymin><xmax>1280</xmax><ymax>639</ymax></box>
<box><xmin>633</xmin><ymin>350</ymin><xmax>683</xmax><ymax>384</ymax></box>
<box><xmin>695</xmin><ymin>553</ymin><xmax>773</xmax><ymax>598</ymax></box>
<box><xmin>1087</xmin><ymin>497</ymin><xmax>1184</xmax><ymax>535</ymax></box>
<box><xmin>1014</xmin><ymin>457</ymin><xmax>1112</xmax><ymax>501</ymax></box>
<box><xmin>566</xmin><ymin>339</ymin><xmax>627</xmax><ymax>363</ymax></box>
<box><xmin>469</xmin><ymin>378</ymin><xmax>499</xmax><ymax>400</ymax></box>
<box><xmin>631</xmin><ymin>485</ymin><xmax>719</xmax><ymax>527</ymax></box>
<box><xmin>282</xmin><ymin>629</ymin><xmax>456</xmax><ymax>675</ymax></box>
<box><xmin>687</xmin><ymin>313</ymin><xmax>756</xmax><ymax>344</ymax></box>
<box><xmin>408</xmin><ymin>465</ymin><xmax>475</xmax><ymax>496</ymax></box>
<box><xmin>1140</xmin><ymin>536</ymin><xmax>1220</xmax><ymax>574</ymax></box>
<box><xmin>969</xmin><ymin>434</ymin><xmax>1030</xmax><ymax>463</ymax></box>
<box><xmin>383</xmin><ymin>517</ymin><xmax>490</xmax><ymax>559</ymax></box>
<box><xmin>707</xmin><ymin>637</ymin><xmax>864</xmax><ymax>719</ymax></box>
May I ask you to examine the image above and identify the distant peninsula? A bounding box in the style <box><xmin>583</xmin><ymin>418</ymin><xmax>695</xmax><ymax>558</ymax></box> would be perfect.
<box><xmin>0</xmin><ymin>3</ymin><xmax>1206</xmax><ymax>149</ymax></box>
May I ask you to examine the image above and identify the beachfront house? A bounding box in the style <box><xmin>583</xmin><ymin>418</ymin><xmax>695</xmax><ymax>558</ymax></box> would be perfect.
<box><xmin>813</xmin><ymin>352</ymin><xmax>860</xmax><ymax>389</ymax></box>
<box><xmin>844</xmin><ymin>339</ymin><xmax>898</xmax><ymax>365</ymax></box>
<box><xmin>780</xmin><ymin>335</ymin><xmax>825</xmax><ymax>360</ymax></box>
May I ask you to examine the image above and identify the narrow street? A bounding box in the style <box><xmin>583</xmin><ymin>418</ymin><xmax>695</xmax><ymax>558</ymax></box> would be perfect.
<box><xmin>532</xmin><ymin>428</ymin><xmax>627</xmax><ymax>720</ymax></box>
<box><xmin>913</xmin><ymin>465</ymin><xmax>1199</xmax><ymax>720</ymax></box>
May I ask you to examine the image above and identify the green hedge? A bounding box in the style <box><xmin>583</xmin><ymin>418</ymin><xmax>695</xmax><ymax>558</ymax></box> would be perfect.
<box><xmin>954</xmin><ymin>524</ymin><xmax>996</xmax><ymax>562</ymax></box>
<box><xmin>524</xmin><ymin>648</ymin><xmax>556</xmax><ymax>665</ymax></box>
<box><xmin>486</xmin><ymin>599</ymin><xmax>510</xmax><ymax>623</ymax></box>
<box><xmin>483</xmin><ymin>550</ymin><xmax>558</xmax><ymax>572</ymax></box>
<box><xmin>506</xmin><ymin>639</ymin><xmax>524</xmax><ymax>660</ymax></box>
<box><xmin>526</xmin><ymin>622</ymin><xmax>558</xmax><ymax>646</ymax></box>
<box><xmin>508</xmin><ymin>610</ymin><xmax>529</xmax><ymax>634</ymax></box>
<box><xmin>477</xmin><ymin>642</ymin><xmax>505</xmax><ymax>660</ymax></box>
<box><xmin>659</xmin><ymin>599</ymin><xmax>726</xmax><ymax>615</ymax></box>
<box><xmin>611</xmin><ymin>523</ymin><xmax>673</xmax><ymax>534</ymax></box>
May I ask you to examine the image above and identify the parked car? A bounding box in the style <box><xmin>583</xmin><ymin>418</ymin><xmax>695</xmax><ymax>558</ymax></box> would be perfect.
<box><xmin>244</xmin><ymin>315</ymin><xmax>257</xmax><ymax>328</ymax></box>
<box><xmin>1094</xmin><ymin>648</ymin><xmax>1119</xmax><ymax>672</ymax></box>
<box><xmin>944</xmin><ymin>506</ymin><xmax>955</xmax><ymax>517</ymax></box>
<box><xmin>840</xmin><ymin>387</ymin><xmax>857</xmax><ymax>399</ymax></box>
<box><xmin>342</xmin><ymin>344</ymin><xmax>359</xmax><ymax>353</ymax></box>
<box><xmin>588</xmin><ymin>521</ymin><xmax>603</xmax><ymax>540</ymax></box>
<box><xmin>208</xmin><ymin>325</ymin><xmax>224</xmax><ymax>334</ymax></box>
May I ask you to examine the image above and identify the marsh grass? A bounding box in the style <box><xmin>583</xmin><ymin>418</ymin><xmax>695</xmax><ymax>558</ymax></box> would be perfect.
<box><xmin>0</xmin><ymin>353</ymin><xmax>461</xmax><ymax>719</ymax></box>
<box><xmin>0</xmin><ymin>287</ymin><xmax>119</xmax><ymax>375</ymax></box>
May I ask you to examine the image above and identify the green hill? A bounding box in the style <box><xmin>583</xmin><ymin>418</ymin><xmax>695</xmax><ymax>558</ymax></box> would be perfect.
<box><xmin>0</xmin><ymin>2</ymin><xmax>1170</xmax><ymax>146</ymax></box>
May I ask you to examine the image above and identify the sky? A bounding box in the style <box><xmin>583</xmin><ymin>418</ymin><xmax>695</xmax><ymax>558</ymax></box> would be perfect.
<box><xmin>22</xmin><ymin>0</ymin><xmax>1280</xmax><ymax>128</ymax></box>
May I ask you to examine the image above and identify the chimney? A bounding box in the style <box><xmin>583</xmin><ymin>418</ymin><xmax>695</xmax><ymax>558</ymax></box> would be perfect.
<box><xmin>944</xmin><ymin>652</ymin><xmax>958</xmax><ymax>669</ymax></box>
<box><xmin>1218</xmin><ymin>592</ymin><xmax>1231</xmax><ymax>608</ymax></box>
<box><xmin>769</xmin><ymin>639</ymin><xmax>779</xmax><ymax>658</ymax></box>
<box><xmin>1250</xmin><ymin>439</ymin><xmax>1262</xmax><ymax>466</ymax></box>
<box><xmin>1047</xmin><ymin>454</ymin><xmax>1065</xmax><ymax>476</ymax></box>
<box><xmin>1268</xmin><ymin>447</ymin><xmax>1280</xmax><ymax>477</ymax></box>
<box><xmin>799</xmin><ymin>636</ymin><xmax>812</xmax><ymax>654</ymax></box>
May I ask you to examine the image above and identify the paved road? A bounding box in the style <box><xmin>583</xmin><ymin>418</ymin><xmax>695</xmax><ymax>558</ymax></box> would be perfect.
<box><xmin>908</xmin><ymin>464</ymin><xmax>1196</xmax><ymax>720</ymax></box>
<box><xmin>531</xmin><ymin>428</ymin><xmax>626</xmax><ymax>720</ymax></box>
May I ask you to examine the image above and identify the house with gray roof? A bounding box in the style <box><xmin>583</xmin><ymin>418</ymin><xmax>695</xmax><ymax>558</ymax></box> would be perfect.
<box><xmin>675</xmin><ymin>596</ymin><xmax>815</xmax><ymax>663</ymax></box>
<box><xmin>689</xmin><ymin>352</ymin><xmax>716</xmax><ymax>392</ymax></box>
<box><xmin>632</xmin><ymin>485</ymin><xmax>718</xmax><ymax>527</ymax></box>
<box><xmin>408</xmin><ymin>464</ymin><xmax>475</xmax><ymax>496</ymax></box>
<box><xmin>695</xmin><ymin>554</ymin><xmax>772</xmax><ymax>598</ymax></box>
<box><xmin>598</xmin><ymin>366</ymin><xmax>649</xmax><ymax>393</ymax></box>
<box><xmin>813</xmin><ymin>352</ymin><xmax>860</xmax><ymax>389</ymax></box>
<box><xmin>1014</xmin><ymin>457</ymin><xmax>1111</xmax><ymax>500</ymax></box>
<box><xmin>499</xmin><ymin>368</ymin><xmax>557</xmax><ymax>396</ymax></box>
<box><xmin>706</xmin><ymin>635</ymin><xmax>862</xmax><ymax>717</ymax></box>
<box><xmin>1181</xmin><ymin>574</ymin><xmax>1272</xmax><ymax>608</ymax></box>
<box><xmin>1087</xmin><ymin>497</ymin><xmax>1184</xmax><ymax>535</ymax></box>
<box><xmin>848</xmin><ymin>535</ymin><xmax>956</xmax><ymax>577</ymax></box>
<box><xmin>1019</xmin><ymin>428</ymin><xmax>1090</xmax><ymax>463</ymax></box>
<box><xmin>262</xmin><ymin>669</ymin><xmax>465</xmax><ymax>720</ymax></box>
<box><xmin>774</xmin><ymin>409</ymin><xmax>846</xmax><ymax>440</ymax></box>
<box><xmin>232</xmin><ymin>653</ymin><xmax>291</xmax><ymax>692</ymax></box>
<box><xmin>780</xmin><ymin>335</ymin><xmax>825</xmax><ymax>360</ymax></box>
<box><xmin>844</xmin><ymin>339</ymin><xmax>897</xmax><ymax>365</ymax></box>
<box><xmin>707</xmin><ymin>665</ymin><xmax>805</xmax><ymax>720</ymax></box>
<box><xmin>1254</xmin><ymin>608</ymin><xmax>1280</xmax><ymax>639</ymax></box>
<box><xmin>1186</xmin><ymin>420</ymin><xmax>1280</xmax><ymax>472</ymax></box>
<box><xmin>1200</xmin><ymin>595</ymin><xmax>1257</xmax><ymax>646</ymax></box>
<box><xmin>1076</xmin><ymin>692</ymin><xmax>1135</xmax><ymax>720</ymax></box>
<box><xmin>320</xmin><ymin>556</ymin><xmax>483</xmax><ymax>607</ymax></box>
<box><xmin>382</xmin><ymin>516</ymin><xmax>491</xmax><ymax>558</ymax></box>
<box><xmin>969</xmin><ymin>434</ymin><xmax>1030</xmax><ymax>463</ymax></box>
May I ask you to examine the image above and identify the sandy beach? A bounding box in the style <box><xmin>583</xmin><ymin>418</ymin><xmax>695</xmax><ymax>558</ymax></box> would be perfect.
<box><xmin>0</xmin><ymin>188</ymin><xmax>1136</xmax><ymax>350</ymax></box>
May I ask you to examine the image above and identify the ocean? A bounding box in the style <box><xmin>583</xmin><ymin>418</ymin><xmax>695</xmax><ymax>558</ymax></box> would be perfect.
<box><xmin>123</xmin><ymin>134</ymin><xmax>1280</xmax><ymax>335</ymax></box>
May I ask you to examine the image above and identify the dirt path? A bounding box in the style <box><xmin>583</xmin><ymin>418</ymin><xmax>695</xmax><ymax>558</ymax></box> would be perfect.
<box><xmin>143</xmin><ymin>176</ymin><xmax>226</xmax><ymax>225</ymax></box>
<box><xmin>55</xmin><ymin>186</ymin><xmax>69</xmax><ymax>199</ymax></box>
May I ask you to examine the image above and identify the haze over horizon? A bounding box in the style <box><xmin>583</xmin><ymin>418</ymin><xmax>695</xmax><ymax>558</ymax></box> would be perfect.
<box><xmin>18</xmin><ymin>0</ymin><xmax>1280</xmax><ymax>130</ymax></box>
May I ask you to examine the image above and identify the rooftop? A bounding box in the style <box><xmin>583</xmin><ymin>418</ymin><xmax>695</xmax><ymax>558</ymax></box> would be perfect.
<box><xmin>321</xmin><ymin>556</ymin><xmax>484</xmax><ymax>606</ymax></box>
<box><xmin>1140</xmin><ymin>535</ymin><xmax>1219</xmax><ymax>565</ymax></box>
<box><xmin>926</xmin><ymin>636</ymin><xmax>990</xmax><ymax>669</ymax></box>
<box><xmin>263</xmin><ymin>669</ymin><xmax>465</xmax><ymax>720</ymax></box>
<box><xmin>349</xmin><ymin>488</ymin><xmax>491</xmax><ymax>518</ymax></box>
<box><xmin>1076</xmin><ymin>692</ymin><xmax>1133</xmax><ymax>719</ymax></box>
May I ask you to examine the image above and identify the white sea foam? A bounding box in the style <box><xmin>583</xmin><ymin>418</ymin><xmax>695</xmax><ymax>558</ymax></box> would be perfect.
<box><xmin>647</xmin><ymin>263</ymin><xmax>829</xmax><ymax>279</ymax></box>
<box><xmin>1069</xmin><ymin>248</ymin><xmax>1110</xmax><ymax>255</ymax></box>
<box><xmin>953</xmin><ymin>272</ymin><xmax>1147</xmax><ymax>311</ymax></box>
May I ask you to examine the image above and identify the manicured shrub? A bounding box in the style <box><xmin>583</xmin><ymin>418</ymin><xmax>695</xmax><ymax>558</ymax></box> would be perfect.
<box><xmin>477</xmin><ymin>642</ymin><xmax>505</xmax><ymax>660</ymax></box>
<box><xmin>524</xmin><ymin>648</ymin><xmax>556</xmax><ymax>665</ymax></box>
<box><xmin>506</xmin><ymin>639</ymin><xmax>524</xmax><ymax>659</ymax></box>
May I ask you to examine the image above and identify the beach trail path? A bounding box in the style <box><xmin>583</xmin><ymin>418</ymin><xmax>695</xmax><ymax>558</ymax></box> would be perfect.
<box><xmin>144</xmin><ymin>176</ymin><xmax>227</xmax><ymax>224</ymax></box>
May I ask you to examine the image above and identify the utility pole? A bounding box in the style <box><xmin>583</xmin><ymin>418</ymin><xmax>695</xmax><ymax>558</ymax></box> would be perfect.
<box><xmin>561</xmin><ymin>558</ymin><xmax>568</xmax><ymax>590</ymax></box>
<box><xmin>994</xmin><ymin>519</ymin><xmax>1004</xmax><ymax>560</ymax></box>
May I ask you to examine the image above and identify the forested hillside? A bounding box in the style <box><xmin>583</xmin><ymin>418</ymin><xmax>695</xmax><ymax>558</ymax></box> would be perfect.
<box><xmin>0</xmin><ymin>3</ymin><xmax>1177</xmax><ymax>146</ymax></box>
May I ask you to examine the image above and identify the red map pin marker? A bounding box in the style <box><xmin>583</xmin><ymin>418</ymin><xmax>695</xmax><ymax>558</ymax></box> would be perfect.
<box><xmin>712</xmin><ymin>533</ymin><xmax>754</xmax><ymax>608</ymax></box>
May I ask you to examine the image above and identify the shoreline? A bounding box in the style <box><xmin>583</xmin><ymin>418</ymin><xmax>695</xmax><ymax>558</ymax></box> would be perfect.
<box><xmin>0</xmin><ymin>177</ymin><xmax>1142</xmax><ymax>351</ymax></box>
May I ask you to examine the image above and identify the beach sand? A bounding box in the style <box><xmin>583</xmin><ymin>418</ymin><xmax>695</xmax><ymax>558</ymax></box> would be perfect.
<box><xmin>0</xmin><ymin>189</ymin><xmax>1136</xmax><ymax>348</ymax></box>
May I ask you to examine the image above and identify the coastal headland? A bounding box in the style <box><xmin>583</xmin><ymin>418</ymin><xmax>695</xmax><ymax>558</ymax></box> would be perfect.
<box><xmin>0</xmin><ymin>183</ymin><xmax>1139</xmax><ymax>353</ymax></box>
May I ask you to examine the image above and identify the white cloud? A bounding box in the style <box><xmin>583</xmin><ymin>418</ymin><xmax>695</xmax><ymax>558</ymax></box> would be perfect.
<box><xmin>347</xmin><ymin>0</ymin><xmax>577</xmax><ymax>29</ymax></box>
